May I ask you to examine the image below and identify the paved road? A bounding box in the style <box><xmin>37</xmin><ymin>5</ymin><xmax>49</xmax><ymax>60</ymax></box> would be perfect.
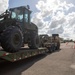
<box><xmin>0</xmin><ymin>42</ymin><xmax>75</xmax><ymax>75</ymax></box>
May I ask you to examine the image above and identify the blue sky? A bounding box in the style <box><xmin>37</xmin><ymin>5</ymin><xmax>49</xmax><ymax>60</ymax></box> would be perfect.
<box><xmin>9</xmin><ymin>0</ymin><xmax>75</xmax><ymax>12</ymax></box>
<box><xmin>9</xmin><ymin>0</ymin><xmax>39</xmax><ymax>13</ymax></box>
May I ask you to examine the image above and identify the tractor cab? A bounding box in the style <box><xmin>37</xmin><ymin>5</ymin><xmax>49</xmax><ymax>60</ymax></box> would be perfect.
<box><xmin>9</xmin><ymin>6</ymin><xmax>37</xmax><ymax>31</ymax></box>
<box><xmin>10</xmin><ymin>6</ymin><xmax>31</xmax><ymax>23</ymax></box>
<box><xmin>10</xmin><ymin>6</ymin><xmax>31</xmax><ymax>27</ymax></box>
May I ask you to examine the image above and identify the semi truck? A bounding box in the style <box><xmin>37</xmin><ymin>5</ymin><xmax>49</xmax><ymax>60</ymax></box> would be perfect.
<box><xmin>39</xmin><ymin>34</ymin><xmax>60</xmax><ymax>52</ymax></box>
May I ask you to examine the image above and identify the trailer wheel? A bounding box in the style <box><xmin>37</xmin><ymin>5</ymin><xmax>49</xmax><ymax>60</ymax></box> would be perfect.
<box><xmin>56</xmin><ymin>42</ymin><xmax>60</xmax><ymax>50</ymax></box>
<box><xmin>1</xmin><ymin>26</ymin><xmax>23</xmax><ymax>53</ymax></box>
<box><xmin>51</xmin><ymin>44</ymin><xmax>56</xmax><ymax>52</ymax></box>
<box><xmin>28</xmin><ymin>33</ymin><xmax>40</xmax><ymax>49</ymax></box>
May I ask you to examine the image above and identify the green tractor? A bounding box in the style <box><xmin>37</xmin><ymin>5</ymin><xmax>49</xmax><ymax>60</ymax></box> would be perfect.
<box><xmin>0</xmin><ymin>6</ymin><xmax>40</xmax><ymax>53</ymax></box>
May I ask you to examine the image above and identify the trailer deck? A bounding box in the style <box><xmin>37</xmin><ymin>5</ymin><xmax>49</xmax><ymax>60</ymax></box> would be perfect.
<box><xmin>0</xmin><ymin>47</ymin><xmax>48</xmax><ymax>62</ymax></box>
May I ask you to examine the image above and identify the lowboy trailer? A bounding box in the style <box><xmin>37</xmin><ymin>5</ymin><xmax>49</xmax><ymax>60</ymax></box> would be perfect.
<box><xmin>0</xmin><ymin>47</ymin><xmax>48</xmax><ymax>62</ymax></box>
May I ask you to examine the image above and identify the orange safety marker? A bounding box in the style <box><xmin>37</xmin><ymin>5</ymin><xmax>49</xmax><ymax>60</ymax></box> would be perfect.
<box><xmin>73</xmin><ymin>44</ymin><xmax>75</xmax><ymax>49</ymax></box>
<box><xmin>66</xmin><ymin>42</ymin><xmax>68</xmax><ymax>45</ymax></box>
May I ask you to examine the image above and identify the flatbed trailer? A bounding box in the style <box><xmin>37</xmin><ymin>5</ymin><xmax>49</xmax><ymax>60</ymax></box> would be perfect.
<box><xmin>0</xmin><ymin>47</ymin><xmax>48</xmax><ymax>62</ymax></box>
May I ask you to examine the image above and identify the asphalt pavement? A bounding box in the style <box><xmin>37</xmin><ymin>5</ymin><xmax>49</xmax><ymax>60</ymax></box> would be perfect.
<box><xmin>0</xmin><ymin>42</ymin><xmax>75</xmax><ymax>75</ymax></box>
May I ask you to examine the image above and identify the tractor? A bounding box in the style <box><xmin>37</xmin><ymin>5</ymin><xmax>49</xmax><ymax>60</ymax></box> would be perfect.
<box><xmin>0</xmin><ymin>6</ymin><xmax>39</xmax><ymax>53</ymax></box>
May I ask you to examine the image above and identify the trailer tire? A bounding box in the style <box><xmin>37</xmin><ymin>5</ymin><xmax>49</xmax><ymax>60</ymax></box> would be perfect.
<box><xmin>56</xmin><ymin>42</ymin><xmax>60</xmax><ymax>50</ymax></box>
<box><xmin>51</xmin><ymin>44</ymin><xmax>56</xmax><ymax>52</ymax></box>
<box><xmin>1</xmin><ymin>26</ymin><xmax>23</xmax><ymax>53</ymax></box>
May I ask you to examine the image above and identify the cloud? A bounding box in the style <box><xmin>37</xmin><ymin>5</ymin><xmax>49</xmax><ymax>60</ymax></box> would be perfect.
<box><xmin>65</xmin><ymin>12</ymin><xmax>75</xmax><ymax>26</ymax></box>
<box><xmin>48</xmin><ymin>25</ymin><xmax>64</xmax><ymax>34</ymax></box>
<box><xmin>0</xmin><ymin>0</ymin><xmax>9</xmax><ymax>14</ymax></box>
<box><xmin>32</xmin><ymin>0</ymin><xmax>75</xmax><ymax>40</ymax></box>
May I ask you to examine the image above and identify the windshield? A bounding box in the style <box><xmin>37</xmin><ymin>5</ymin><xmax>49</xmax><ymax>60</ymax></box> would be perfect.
<box><xmin>11</xmin><ymin>8</ymin><xmax>23</xmax><ymax>22</ymax></box>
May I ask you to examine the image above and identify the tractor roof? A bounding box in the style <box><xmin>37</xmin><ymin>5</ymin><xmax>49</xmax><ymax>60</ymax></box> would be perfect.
<box><xmin>9</xmin><ymin>6</ymin><xmax>31</xmax><ymax>12</ymax></box>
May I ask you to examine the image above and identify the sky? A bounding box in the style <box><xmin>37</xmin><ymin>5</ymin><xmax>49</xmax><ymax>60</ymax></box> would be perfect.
<box><xmin>0</xmin><ymin>0</ymin><xmax>75</xmax><ymax>40</ymax></box>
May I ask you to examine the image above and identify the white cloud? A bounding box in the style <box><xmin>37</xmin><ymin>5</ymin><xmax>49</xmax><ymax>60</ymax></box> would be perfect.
<box><xmin>0</xmin><ymin>0</ymin><xmax>9</xmax><ymax>14</ymax></box>
<box><xmin>32</xmin><ymin>0</ymin><xmax>75</xmax><ymax>40</ymax></box>
<box><xmin>65</xmin><ymin>12</ymin><xmax>75</xmax><ymax>26</ymax></box>
<box><xmin>47</xmin><ymin>25</ymin><xmax>64</xmax><ymax>34</ymax></box>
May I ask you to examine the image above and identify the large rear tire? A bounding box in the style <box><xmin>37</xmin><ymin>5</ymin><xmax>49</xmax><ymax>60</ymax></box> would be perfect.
<box><xmin>1</xmin><ymin>26</ymin><xmax>23</xmax><ymax>53</ymax></box>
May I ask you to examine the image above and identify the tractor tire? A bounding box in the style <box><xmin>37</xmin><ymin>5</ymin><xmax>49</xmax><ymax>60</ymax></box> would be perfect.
<box><xmin>1</xmin><ymin>26</ymin><xmax>23</xmax><ymax>53</ymax></box>
<box><xmin>28</xmin><ymin>33</ymin><xmax>40</xmax><ymax>49</ymax></box>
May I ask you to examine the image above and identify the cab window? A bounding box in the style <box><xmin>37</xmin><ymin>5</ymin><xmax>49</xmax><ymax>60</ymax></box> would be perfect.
<box><xmin>24</xmin><ymin>10</ymin><xmax>29</xmax><ymax>23</ymax></box>
<box><xmin>11</xmin><ymin>9</ymin><xmax>23</xmax><ymax>22</ymax></box>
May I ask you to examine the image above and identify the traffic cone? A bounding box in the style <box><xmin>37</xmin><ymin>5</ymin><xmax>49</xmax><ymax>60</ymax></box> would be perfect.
<box><xmin>66</xmin><ymin>42</ymin><xmax>68</xmax><ymax>45</ymax></box>
<box><xmin>73</xmin><ymin>44</ymin><xmax>75</xmax><ymax>49</ymax></box>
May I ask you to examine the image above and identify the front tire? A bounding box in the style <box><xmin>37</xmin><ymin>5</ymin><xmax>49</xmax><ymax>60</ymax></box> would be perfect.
<box><xmin>28</xmin><ymin>33</ymin><xmax>40</xmax><ymax>49</ymax></box>
<box><xmin>1</xmin><ymin>26</ymin><xmax>23</xmax><ymax>53</ymax></box>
